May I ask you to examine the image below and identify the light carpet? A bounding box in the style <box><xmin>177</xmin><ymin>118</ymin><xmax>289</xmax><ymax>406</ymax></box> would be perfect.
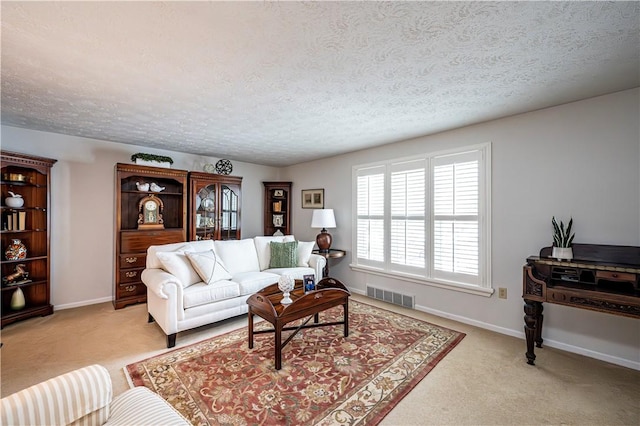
<box><xmin>125</xmin><ymin>300</ymin><xmax>465</xmax><ymax>425</ymax></box>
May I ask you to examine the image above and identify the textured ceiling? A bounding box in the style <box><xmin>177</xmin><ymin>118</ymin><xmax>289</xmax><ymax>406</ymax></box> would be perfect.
<box><xmin>1</xmin><ymin>1</ymin><xmax>638</xmax><ymax>167</ymax></box>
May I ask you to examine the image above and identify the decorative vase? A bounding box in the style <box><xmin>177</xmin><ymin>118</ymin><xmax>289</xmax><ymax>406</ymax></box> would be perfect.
<box><xmin>278</xmin><ymin>275</ymin><xmax>294</xmax><ymax>305</ymax></box>
<box><xmin>5</xmin><ymin>238</ymin><xmax>27</xmax><ymax>260</ymax></box>
<box><xmin>552</xmin><ymin>246</ymin><xmax>573</xmax><ymax>261</ymax></box>
<box><xmin>10</xmin><ymin>287</ymin><xmax>25</xmax><ymax>310</ymax></box>
<box><xmin>5</xmin><ymin>191</ymin><xmax>24</xmax><ymax>208</ymax></box>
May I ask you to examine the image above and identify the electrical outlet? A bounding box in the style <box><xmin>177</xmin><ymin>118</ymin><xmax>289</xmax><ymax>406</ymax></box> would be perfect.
<box><xmin>498</xmin><ymin>288</ymin><xmax>507</xmax><ymax>299</ymax></box>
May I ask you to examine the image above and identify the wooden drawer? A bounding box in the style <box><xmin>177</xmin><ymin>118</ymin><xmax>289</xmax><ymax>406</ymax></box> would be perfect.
<box><xmin>120</xmin><ymin>229</ymin><xmax>184</xmax><ymax>253</ymax></box>
<box><xmin>119</xmin><ymin>268</ymin><xmax>144</xmax><ymax>284</ymax></box>
<box><xmin>596</xmin><ymin>270</ymin><xmax>636</xmax><ymax>282</ymax></box>
<box><xmin>117</xmin><ymin>282</ymin><xmax>146</xmax><ymax>298</ymax></box>
<box><xmin>119</xmin><ymin>254</ymin><xmax>146</xmax><ymax>269</ymax></box>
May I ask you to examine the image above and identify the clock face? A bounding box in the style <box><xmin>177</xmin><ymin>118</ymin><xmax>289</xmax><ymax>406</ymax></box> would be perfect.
<box><xmin>138</xmin><ymin>195</ymin><xmax>164</xmax><ymax>229</ymax></box>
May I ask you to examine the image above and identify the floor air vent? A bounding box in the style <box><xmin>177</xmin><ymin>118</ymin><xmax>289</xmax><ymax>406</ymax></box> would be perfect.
<box><xmin>366</xmin><ymin>285</ymin><xmax>414</xmax><ymax>309</ymax></box>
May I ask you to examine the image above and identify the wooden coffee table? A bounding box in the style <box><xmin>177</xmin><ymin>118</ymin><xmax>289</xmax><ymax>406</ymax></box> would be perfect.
<box><xmin>247</xmin><ymin>277</ymin><xmax>350</xmax><ymax>370</ymax></box>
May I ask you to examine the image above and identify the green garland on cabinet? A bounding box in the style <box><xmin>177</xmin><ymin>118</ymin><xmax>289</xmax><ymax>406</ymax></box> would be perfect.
<box><xmin>130</xmin><ymin>153</ymin><xmax>174</xmax><ymax>164</ymax></box>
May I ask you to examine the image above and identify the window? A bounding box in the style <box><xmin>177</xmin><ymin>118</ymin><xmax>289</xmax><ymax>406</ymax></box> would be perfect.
<box><xmin>352</xmin><ymin>144</ymin><xmax>491</xmax><ymax>295</ymax></box>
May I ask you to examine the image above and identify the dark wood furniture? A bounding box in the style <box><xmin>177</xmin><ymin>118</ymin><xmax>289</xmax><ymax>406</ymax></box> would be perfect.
<box><xmin>263</xmin><ymin>182</ymin><xmax>292</xmax><ymax>236</ymax></box>
<box><xmin>188</xmin><ymin>172</ymin><xmax>242</xmax><ymax>241</ymax></box>
<box><xmin>522</xmin><ymin>243</ymin><xmax>640</xmax><ymax>365</ymax></box>
<box><xmin>114</xmin><ymin>163</ymin><xmax>187</xmax><ymax>309</ymax></box>
<box><xmin>312</xmin><ymin>248</ymin><xmax>346</xmax><ymax>277</ymax></box>
<box><xmin>1</xmin><ymin>151</ymin><xmax>57</xmax><ymax>327</ymax></box>
<box><xmin>247</xmin><ymin>277</ymin><xmax>350</xmax><ymax>370</ymax></box>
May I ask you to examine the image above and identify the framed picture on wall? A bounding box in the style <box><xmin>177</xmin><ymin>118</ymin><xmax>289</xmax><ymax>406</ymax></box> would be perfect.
<box><xmin>301</xmin><ymin>189</ymin><xmax>324</xmax><ymax>209</ymax></box>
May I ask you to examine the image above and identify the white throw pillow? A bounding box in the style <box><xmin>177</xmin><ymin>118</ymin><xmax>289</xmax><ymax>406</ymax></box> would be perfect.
<box><xmin>155</xmin><ymin>251</ymin><xmax>201</xmax><ymax>288</ymax></box>
<box><xmin>297</xmin><ymin>241</ymin><xmax>316</xmax><ymax>267</ymax></box>
<box><xmin>185</xmin><ymin>250</ymin><xmax>233</xmax><ymax>284</ymax></box>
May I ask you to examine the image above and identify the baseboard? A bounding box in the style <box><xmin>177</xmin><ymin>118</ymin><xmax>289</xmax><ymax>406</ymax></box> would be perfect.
<box><xmin>54</xmin><ymin>296</ymin><xmax>112</xmax><ymax>311</ymax></box>
<box><xmin>350</xmin><ymin>288</ymin><xmax>640</xmax><ymax>371</ymax></box>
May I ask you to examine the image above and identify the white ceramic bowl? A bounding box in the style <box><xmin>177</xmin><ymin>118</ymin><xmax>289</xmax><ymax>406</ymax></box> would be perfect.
<box><xmin>5</xmin><ymin>197</ymin><xmax>24</xmax><ymax>208</ymax></box>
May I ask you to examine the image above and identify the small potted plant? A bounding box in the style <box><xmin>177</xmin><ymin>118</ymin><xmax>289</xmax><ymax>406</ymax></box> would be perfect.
<box><xmin>552</xmin><ymin>216</ymin><xmax>575</xmax><ymax>260</ymax></box>
<box><xmin>131</xmin><ymin>153</ymin><xmax>174</xmax><ymax>168</ymax></box>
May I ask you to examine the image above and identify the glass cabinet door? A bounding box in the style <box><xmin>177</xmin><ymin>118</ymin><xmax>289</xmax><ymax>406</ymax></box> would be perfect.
<box><xmin>196</xmin><ymin>185</ymin><xmax>216</xmax><ymax>240</ymax></box>
<box><xmin>220</xmin><ymin>185</ymin><xmax>239</xmax><ymax>240</ymax></box>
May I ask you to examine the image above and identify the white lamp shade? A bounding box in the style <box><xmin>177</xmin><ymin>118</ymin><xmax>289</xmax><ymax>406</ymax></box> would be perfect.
<box><xmin>311</xmin><ymin>209</ymin><xmax>336</xmax><ymax>229</ymax></box>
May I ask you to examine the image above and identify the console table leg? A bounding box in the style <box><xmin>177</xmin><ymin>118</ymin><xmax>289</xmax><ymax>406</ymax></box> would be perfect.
<box><xmin>524</xmin><ymin>300</ymin><xmax>542</xmax><ymax>365</ymax></box>
<box><xmin>535</xmin><ymin>303</ymin><xmax>544</xmax><ymax>348</ymax></box>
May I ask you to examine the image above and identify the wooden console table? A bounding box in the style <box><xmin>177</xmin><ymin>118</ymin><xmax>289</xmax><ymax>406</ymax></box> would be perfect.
<box><xmin>312</xmin><ymin>248</ymin><xmax>345</xmax><ymax>277</ymax></box>
<box><xmin>522</xmin><ymin>244</ymin><xmax>640</xmax><ymax>365</ymax></box>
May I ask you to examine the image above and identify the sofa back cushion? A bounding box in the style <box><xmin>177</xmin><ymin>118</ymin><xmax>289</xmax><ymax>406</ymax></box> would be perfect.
<box><xmin>214</xmin><ymin>239</ymin><xmax>261</xmax><ymax>275</ymax></box>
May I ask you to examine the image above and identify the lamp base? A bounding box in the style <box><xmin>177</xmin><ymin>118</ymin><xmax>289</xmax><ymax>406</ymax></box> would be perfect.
<box><xmin>316</xmin><ymin>229</ymin><xmax>332</xmax><ymax>252</ymax></box>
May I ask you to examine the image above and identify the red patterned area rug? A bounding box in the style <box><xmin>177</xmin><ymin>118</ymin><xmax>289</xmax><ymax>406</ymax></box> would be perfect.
<box><xmin>125</xmin><ymin>300</ymin><xmax>465</xmax><ymax>426</ymax></box>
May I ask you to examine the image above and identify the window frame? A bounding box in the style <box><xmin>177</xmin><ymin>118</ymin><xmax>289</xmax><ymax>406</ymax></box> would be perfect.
<box><xmin>351</xmin><ymin>143</ymin><xmax>492</xmax><ymax>297</ymax></box>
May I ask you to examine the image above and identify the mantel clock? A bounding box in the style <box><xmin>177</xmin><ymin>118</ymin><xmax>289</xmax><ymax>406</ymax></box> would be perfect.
<box><xmin>137</xmin><ymin>194</ymin><xmax>164</xmax><ymax>229</ymax></box>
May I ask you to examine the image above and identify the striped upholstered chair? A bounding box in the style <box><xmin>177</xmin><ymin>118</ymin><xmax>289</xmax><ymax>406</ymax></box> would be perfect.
<box><xmin>0</xmin><ymin>364</ymin><xmax>189</xmax><ymax>426</ymax></box>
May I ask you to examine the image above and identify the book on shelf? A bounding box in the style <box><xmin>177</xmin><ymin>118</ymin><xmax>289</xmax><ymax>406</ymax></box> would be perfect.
<box><xmin>18</xmin><ymin>211</ymin><xmax>26</xmax><ymax>231</ymax></box>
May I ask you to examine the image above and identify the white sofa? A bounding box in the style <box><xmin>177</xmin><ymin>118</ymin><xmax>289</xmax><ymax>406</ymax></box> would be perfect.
<box><xmin>0</xmin><ymin>364</ymin><xmax>189</xmax><ymax>425</ymax></box>
<box><xmin>142</xmin><ymin>235</ymin><xmax>326</xmax><ymax>347</ymax></box>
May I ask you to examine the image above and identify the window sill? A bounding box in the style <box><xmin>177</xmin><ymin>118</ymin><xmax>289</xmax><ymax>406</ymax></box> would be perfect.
<box><xmin>349</xmin><ymin>264</ymin><xmax>494</xmax><ymax>297</ymax></box>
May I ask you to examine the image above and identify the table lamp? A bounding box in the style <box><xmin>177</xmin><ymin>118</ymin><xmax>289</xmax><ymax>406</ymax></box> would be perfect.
<box><xmin>311</xmin><ymin>208</ymin><xmax>336</xmax><ymax>252</ymax></box>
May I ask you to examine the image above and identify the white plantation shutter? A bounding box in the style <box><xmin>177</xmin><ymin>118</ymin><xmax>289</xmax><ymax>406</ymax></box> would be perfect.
<box><xmin>353</xmin><ymin>144</ymin><xmax>490</xmax><ymax>292</ymax></box>
<box><xmin>432</xmin><ymin>151</ymin><xmax>481</xmax><ymax>284</ymax></box>
<box><xmin>356</xmin><ymin>167</ymin><xmax>385</xmax><ymax>264</ymax></box>
<box><xmin>391</xmin><ymin>160</ymin><xmax>426</xmax><ymax>270</ymax></box>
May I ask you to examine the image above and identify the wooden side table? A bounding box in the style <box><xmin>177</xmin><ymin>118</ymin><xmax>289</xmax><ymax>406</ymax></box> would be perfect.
<box><xmin>312</xmin><ymin>249</ymin><xmax>346</xmax><ymax>277</ymax></box>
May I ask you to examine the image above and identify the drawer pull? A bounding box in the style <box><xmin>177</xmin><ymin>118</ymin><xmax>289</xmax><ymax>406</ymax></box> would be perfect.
<box><xmin>125</xmin><ymin>257</ymin><xmax>138</xmax><ymax>263</ymax></box>
<box><xmin>612</xmin><ymin>273</ymin><xmax>618</xmax><ymax>278</ymax></box>
<box><xmin>125</xmin><ymin>271</ymin><xmax>138</xmax><ymax>278</ymax></box>
<box><xmin>125</xmin><ymin>285</ymin><xmax>136</xmax><ymax>292</ymax></box>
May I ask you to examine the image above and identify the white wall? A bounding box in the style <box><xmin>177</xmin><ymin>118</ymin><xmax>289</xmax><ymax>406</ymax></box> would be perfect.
<box><xmin>284</xmin><ymin>89</ymin><xmax>640</xmax><ymax>368</ymax></box>
<box><xmin>0</xmin><ymin>126</ymin><xmax>281</xmax><ymax>308</ymax></box>
<box><xmin>2</xmin><ymin>88</ymin><xmax>638</xmax><ymax>368</ymax></box>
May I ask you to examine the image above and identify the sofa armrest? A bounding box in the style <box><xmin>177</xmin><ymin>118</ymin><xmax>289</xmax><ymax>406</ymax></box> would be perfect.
<box><xmin>1</xmin><ymin>364</ymin><xmax>112</xmax><ymax>426</ymax></box>
<box><xmin>141</xmin><ymin>268</ymin><xmax>183</xmax><ymax>300</ymax></box>
<box><xmin>308</xmin><ymin>254</ymin><xmax>327</xmax><ymax>280</ymax></box>
<box><xmin>105</xmin><ymin>387</ymin><xmax>190</xmax><ymax>426</ymax></box>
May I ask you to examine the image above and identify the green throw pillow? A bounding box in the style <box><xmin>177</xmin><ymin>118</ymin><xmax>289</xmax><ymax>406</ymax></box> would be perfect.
<box><xmin>269</xmin><ymin>241</ymin><xmax>299</xmax><ymax>268</ymax></box>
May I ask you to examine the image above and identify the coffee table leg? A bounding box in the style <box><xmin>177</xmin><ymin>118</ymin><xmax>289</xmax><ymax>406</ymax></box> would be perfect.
<box><xmin>344</xmin><ymin>302</ymin><xmax>349</xmax><ymax>337</ymax></box>
<box><xmin>248</xmin><ymin>308</ymin><xmax>254</xmax><ymax>349</ymax></box>
<box><xmin>275</xmin><ymin>326</ymin><xmax>282</xmax><ymax>370</ymax></box>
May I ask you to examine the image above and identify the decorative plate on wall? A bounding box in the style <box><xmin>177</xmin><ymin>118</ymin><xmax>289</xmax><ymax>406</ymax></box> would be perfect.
<box><xmin>215</xmin><ymin>159</ymin><xmax>233</xmax><ymax>175</ymax></box>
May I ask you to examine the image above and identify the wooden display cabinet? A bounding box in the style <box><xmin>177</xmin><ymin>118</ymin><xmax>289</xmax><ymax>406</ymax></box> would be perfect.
<box><xmin>114</xmin><ymin>163</ymin><xmax>187</xmax><ymax>309</ymax></box>
<box><xmin>188</xmin><ymin>172</ymin><xmax>242</xmax><ymax>241</ymax></box>
<box><xmin>1</xmin><ymin>151</ymin><xmax>57</xmax><ymax>328</ymax></box>
<box><xmin>263</xmin><ymin>182</ymin><xmax>292</xmax><ymax>236</ymax></box>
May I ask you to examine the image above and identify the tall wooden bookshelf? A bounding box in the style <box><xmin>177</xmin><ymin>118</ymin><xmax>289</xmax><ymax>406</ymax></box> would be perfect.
<box><xmin>1</xmin><ymin>151</ymin><xmax>57</xmax><ymax>327</ymax></box>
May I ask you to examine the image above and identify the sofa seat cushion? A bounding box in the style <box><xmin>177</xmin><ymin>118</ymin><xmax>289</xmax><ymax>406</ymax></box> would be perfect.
<box><xmin>182</xmin><ymin>281</ymin><xmax>239</xmax><ymax>309</ymax></box>
<box><xmin>265</xmin><ymin>267</ymin><xmax>316</xmax><ymax>280</ymax></box>
<box><xmin>233</xmin><ymin>271</ymin><xmax>280</xmax><ymax>295</ymax></box>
